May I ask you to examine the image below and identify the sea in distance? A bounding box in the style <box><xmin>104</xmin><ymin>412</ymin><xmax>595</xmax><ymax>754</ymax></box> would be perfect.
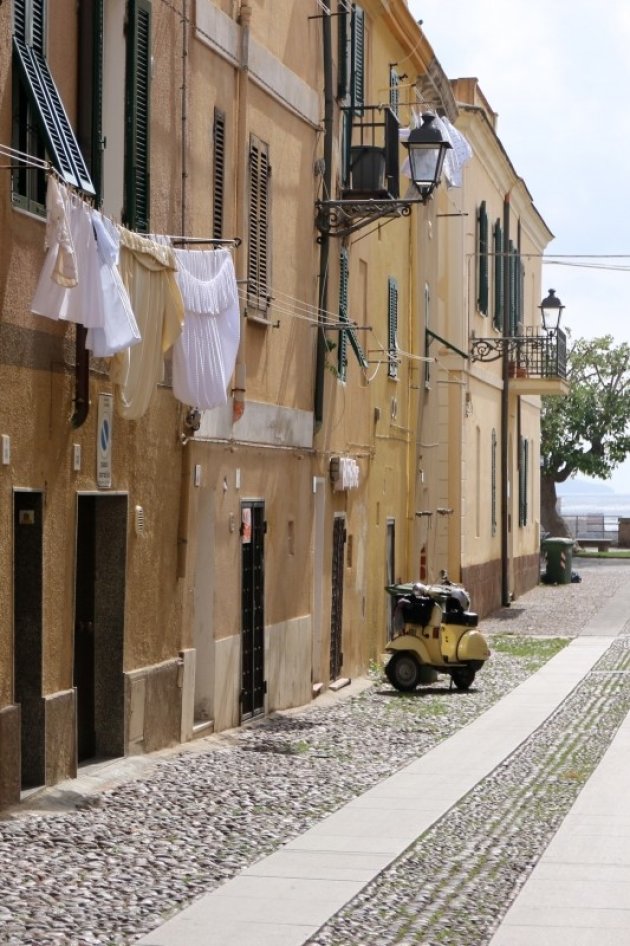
<box><xmin>557</xmin><ymin>479</ymin><xmax>630</xmax><ymax>520</ymax></box>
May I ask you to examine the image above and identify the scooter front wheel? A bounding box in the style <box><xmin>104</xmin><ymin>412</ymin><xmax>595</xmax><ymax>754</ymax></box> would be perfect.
<box><xmin>451</xmin><ymin>666</ymin><xmax>476</xmax><ymax>691</ymax></box>
<box><xmin>385</xmin><ymin>652</ymin><xmax>421</xmax><ymax>692</ymax></box>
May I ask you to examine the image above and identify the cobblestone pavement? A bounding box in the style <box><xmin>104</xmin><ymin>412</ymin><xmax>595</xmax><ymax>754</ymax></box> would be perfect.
<box><xmin>1</xmin><ymin>558</ymin><xmax>629</xmax><ymax>946</ymax></box>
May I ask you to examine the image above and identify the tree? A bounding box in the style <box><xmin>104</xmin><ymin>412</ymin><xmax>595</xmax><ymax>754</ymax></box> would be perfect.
<box><xmin>540</xmin><ymin>335</ymin><xmax>630</xmax><ymax>536</ymax></box>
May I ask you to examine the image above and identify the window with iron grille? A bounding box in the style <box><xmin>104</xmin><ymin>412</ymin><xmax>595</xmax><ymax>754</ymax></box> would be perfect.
<box><xmin>12</xmin><ymin>0</ymin><xmax>94</xmax><ymax>211</ymax></box>
<box><xmin>124</xmin><ymin>0</ymin><xmax>152</xmax><ymax>231</ymax></box>
<box><xmin>387</xmin><ymin>276</ymin><xmax>399</xmax><ymax>379</ymax></box>
<box><xmin>477</xmin><ymin>200</ymin><xmax>489</xmax><ymax>315</ymax></box>
<box><xmin>212</xmin><ymin>108</ymin><xmax>225</xmax><ymax>241</ymax></box>
<box><xmin>247</xmin><ymin>134</ymin><xmax>271</xmax><ymax>314</ymax></box>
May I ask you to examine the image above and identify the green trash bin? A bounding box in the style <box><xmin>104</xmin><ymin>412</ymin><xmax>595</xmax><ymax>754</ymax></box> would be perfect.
<box><xmin>541</xmin><ymin>537</ymin><xmax>574</xmax><ymax>584</ymax></box>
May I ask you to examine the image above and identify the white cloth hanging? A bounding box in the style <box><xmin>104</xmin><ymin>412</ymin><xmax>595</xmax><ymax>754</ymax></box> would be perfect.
<box><xmin>31</xmin><ymin>183</ymin><xmax>103</xmax><ymax>326</ymax></box>
<box><xmin>171</xmin><ymin>248</ymin><xmax>240</xmax><ymax>410</ymax></box>
<box><xmin>85</xmin><ymin>213</ymin><xmax>141</xmax><ymax>357</ymax></box>
<box><xmin>44</xmin><ymin>176</ymin><xmax>78</xmax><ymax>288</ymax></box>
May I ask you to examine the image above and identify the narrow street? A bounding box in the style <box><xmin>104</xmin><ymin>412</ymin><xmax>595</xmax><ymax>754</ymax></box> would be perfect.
<box><xmin>2</xmin><ymin>560</ymin><xmax>629</xmax><ymax>946</ymax></box>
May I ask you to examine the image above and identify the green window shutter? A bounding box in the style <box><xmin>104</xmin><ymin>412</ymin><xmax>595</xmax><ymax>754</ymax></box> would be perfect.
<box><xmin>247</xmin><ymin>135</ymin><xmax>270</xmax><ymax>312</ymax></box>
<box><xmin>478</xmin><ymin>200</ymin><xmax>489</xmax><ymax>315</ymax></box>
<box><xmin>12</xmin><ymin>0</ymin><xmax>94</xmax><ymax>195</ymax></box>
<box><xmin>493</xmin><ymin>220</ymin><xmax>503</xmax><ymax>330</ymax></box>
<box><xmin>519</xmin><ymin>437</ymin><xmax>529</xmax><ymax>526</ymax></box>
<box><xmin>387</xmin><ymin>276</ymin><xmax>398</xmax><ymax>379</ymax></box>
<box><xmin>491</xmin><ymin>429</ymin><xmax>498</xmax><ymax>537</ymax></box>
<box><xmin>351</xmin><ymin>6</ymin><xmax>364</xmax><ymax>114</ymax></box>
<box><xmin>125</xmin><ymin>0</ymin><xmax>152</xmax><ymax>231</ymax></box>
<box><xmin>213</xmin><ymin>108</ymin><xmax>226</xmax><ymax>241</ymax></box>
<box><xmin>338</xmin><ymin>249</ymin><xmax>349</xmax><ymax>380</ymax></box>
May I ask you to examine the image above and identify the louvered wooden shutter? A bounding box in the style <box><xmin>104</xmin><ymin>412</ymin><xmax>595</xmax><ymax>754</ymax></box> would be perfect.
<box><xmin>389</xmin><ymin>66</ymin><xmax>399</xmax><ymax>117</ymax></box>
<box><xmin>508</xmin><ymin>240</ymin><xmax>517</xmax><ymax>335</ymax></box>
<box><xmin>213</xmin><ymin>108</ymin><xmax>226</xmax><ymax>241</ymax></box>
<box><xmin>478</xmin><ymin>201</ymin><xmax>489</xmax><ymax>315</ymax></box>
<box><xmin>519</xmin><ymin>437</ymin><xmax>528</xmax><ymax>526</ymax></box>
<box><xmin>338</xmin><ymin>249</ymin><xmax>349</xmax><ymax>380</ymax></box>
<box><xmin>248</xmin><ymin>135</ymin><xmax>270</xmax><ymax>312</ymax></box>
<box><xmin>388</xmin><ymin>277</ymin><xmax>398</xmax><ymax>379</ymax></box>
<box><xmin>125</xmin><ymin>0</ymin><xmax>152</xmax><ymax>231</ymax></box>
<box><xmin>78</xmin><ymin>0</ymin><xmax>104</xmax><ymax>201</ymax></box>
<box><xmin>12</xmin><ymin>0</ymin><xmax>94</xmax><ymax>194</ymax></box>
<box><xmin>493</xmin><ymin>219</ymin><xmax>503</xmax><ymax>330</ymax></box>
<box><xmin>351</xmin><ymin>6</ymin><xmax>364</xmax><ymax>114</ymax></box>
<box><xmin>491</xmin><ymin>429</ymin><xmax>497</xmax><ymax>536</ymax></box>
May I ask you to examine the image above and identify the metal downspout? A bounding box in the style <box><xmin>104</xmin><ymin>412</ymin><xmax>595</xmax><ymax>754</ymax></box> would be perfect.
<box><xmin>314</xmin><ymin>8</ymin><xmax>333</xmax><ymax>428</ymax></box>
<box><xmin>501</xmin><ymin>193</ymin><xmax>510</xmax><ymax>605</ymax></box>
<box><xmin>232</xmin><ymin>2</ymin><xmax>251</xmax><ymax>423</ymax></box>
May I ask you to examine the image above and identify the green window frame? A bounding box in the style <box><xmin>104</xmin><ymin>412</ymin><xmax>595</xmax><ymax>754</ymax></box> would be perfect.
<box><xmin>519</xmin><ymin>437</ymin><xmax>529</xmax><ymax>527</ymax></box>
<box><xmin>387</xmin><ymin>276</ymin><xmax>399</xmax><ymax>379</ymax></box>
<box><xmin>477</xmin><ymin>200</ymin><xmax>489</xmax><ymax>315</ymax></box>
<box><xmin>12</xmin><ymin>0</ymin><xmax>94</xmax><ymax>208</ymax></box>
<box><xmin>124</xmin><ymin>0</ymin><xmax>152</xmax><ymax>231</ymax></box>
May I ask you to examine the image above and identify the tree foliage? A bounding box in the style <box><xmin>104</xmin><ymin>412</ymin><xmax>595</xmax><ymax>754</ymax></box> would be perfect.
<box><xmin>541</xmin><ymin>335</ymin><xmax>630</xmax><ymax>484</ymax></box>
<box><xmin>540</xmin><ymin>335</ymin><xmax>630</xmax><ymax>535</ymax></box>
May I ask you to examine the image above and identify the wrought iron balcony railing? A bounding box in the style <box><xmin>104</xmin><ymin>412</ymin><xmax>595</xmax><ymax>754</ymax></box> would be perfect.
<box><xmin>470</xmin><ymin>328</ymin><xmax>567</xmax><ymax>380</ymax></box>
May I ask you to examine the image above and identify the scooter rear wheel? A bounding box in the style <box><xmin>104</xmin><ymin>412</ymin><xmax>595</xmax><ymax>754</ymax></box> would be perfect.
<box><xmin>451</xmin><ymin>667</ymin><xmax>476</xmax><ymax>691</ymax></box>
<box><xmin>385</xmin><ymin>652</ymin><xmax>421</xmax><ymax>691</ymax></box>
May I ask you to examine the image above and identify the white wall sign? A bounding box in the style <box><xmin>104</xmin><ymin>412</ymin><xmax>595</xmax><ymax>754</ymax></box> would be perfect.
<box><xmin>97</xmin><ymin>393</ymin><xmax>113</xmax><ymax>489</ymax></box>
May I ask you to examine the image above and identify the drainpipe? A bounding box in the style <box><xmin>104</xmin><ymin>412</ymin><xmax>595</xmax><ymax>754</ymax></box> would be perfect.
<box><xmin>232</xmin><ymin>2</ymin><xmax>251</xmax><ymax>423</ymax></box>
<box><xmin>71</xmin><ymin>326</ymin><xmax>90</xmax><ymax>428</ymax></box>
<box><xmin>313</xmin><ymin>7</ymin><xmax>333</xmax><ymax>428</ymax></box>
<box><xmin>500</xmin><ymin>193</ymin><xmax>510</xmax><ymax>605</ymax></box>
<box><xmin>181</xmin><ymin>0</ymin><xmax>189</xmax><ymax>235</ymax></box>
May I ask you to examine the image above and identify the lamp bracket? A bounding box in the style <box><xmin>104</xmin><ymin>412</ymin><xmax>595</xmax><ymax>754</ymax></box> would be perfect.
<box><xmin>315</xmin><ymin>196</ymin><xmax>428</xmax><ymax>240</ymax></box>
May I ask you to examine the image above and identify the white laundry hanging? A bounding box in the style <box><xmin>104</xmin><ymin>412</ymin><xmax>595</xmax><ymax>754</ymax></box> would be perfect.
<box><xmin>171</xmin><ymin>248</ymin><xmax>240</xmax><ymax>411</ymax></box>
<box><xmin>31</xmin><ymin>180</ymin><xmax>103</xmax><ymax>326</ymax></box>
<box><xmin>85</xmin><ymin>213</ymin><xmax>141</xmax><ymax>357</ymax></box>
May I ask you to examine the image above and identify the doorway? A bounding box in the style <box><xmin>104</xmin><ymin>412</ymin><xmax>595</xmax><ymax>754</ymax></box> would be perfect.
<box><xmin>240</xmin><ymin>501</ymin><xmax>265</xmax><ymax>721</ymax></box>
<box><xmin>329</xmin><ymin>515</ymin><xmax>346</xmax><ymax>681</ymax></box>
<box><xmin>74</xmin><ymin>494</ymin><xmax>127</xmax><ymax>762</ymax></box>
<box><xmin>13</xmin><ymin>490</ymin><xmax>45</xmax><ymax>789</ymax></box>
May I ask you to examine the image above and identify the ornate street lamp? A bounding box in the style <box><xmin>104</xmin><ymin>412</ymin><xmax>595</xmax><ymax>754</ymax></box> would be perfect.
<box><xmin>539</xmin><ymin>289</ymin><xmax>565</xmax><ymax>335</ymax></box>
<box><xmin>404</xmin><ymin>113</ymin><xmax>453</xmax><ymax>202</ymax></box>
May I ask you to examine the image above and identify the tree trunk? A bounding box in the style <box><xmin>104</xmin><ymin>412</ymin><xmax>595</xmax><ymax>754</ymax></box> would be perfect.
<box><xmin>540</xmin><ymin>474</ymin><xmax>570</xmax><ymax>537</ymax></box>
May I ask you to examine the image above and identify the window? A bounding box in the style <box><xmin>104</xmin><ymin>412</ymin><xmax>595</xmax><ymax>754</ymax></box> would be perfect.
<box><xmin>12</xmin><ymin>0</ymin><xmax>94</xmax><ymax>210</ymax></box>
<box><xmin>338</xmin><ymin>248</ymin><xmax>367</xmax><ymax>381</ymax></box>
<box><xmin>124</xmin><ymin>0</ymin><xmax>152</xmax><ymax>231</ymax></box>
<box><xmin>491</xmin><ymin>429</ymin><xmax>498</xmax><ymax>537</ymax></box>
<box><xmin>387</xmin><ymin>276</ymin><xmax>399</xmax><ymax>379</ymax></box>
<box><xmin>247</xmin><ymin>134</ymin><xmax>270</xmax><ymax>314</ymax></box>
<box><xmin>337</xmin><ymin>2</ymin><xmax>350</xmax><ymax>100</ymax></box>
<box><xmin>493</xmin><ymin>218</ymin><xmax>503</xmax><ymax>331</ymax></box>
<box><xmin>212</xmin><ymin>108</ymin><xmax>226</xmax><ymax>241</ymax></box>
<box><xmin>77</xmin><ymin>0</ymin><xmax>104</xmax><ymax>202</ymax></box>
<box><xmin>389</xmin><ymin>65</ymin><xmax>399</xmax><ymax>117</ymax></box>
<box><xmin>477</xmin><ymin>200</ymin><xmax>489</xmax><ymax>315</ymax></box>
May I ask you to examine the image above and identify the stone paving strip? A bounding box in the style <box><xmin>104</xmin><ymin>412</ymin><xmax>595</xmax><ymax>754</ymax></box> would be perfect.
<box><xmin>310</xmin><ymin>636</ymin><xmax>630</xmax><ymax>946</ymax></box>
<box><xmin>0</xmin><ymin>559</ymin><xmax>628</xmax><ymax>946</ymax></box>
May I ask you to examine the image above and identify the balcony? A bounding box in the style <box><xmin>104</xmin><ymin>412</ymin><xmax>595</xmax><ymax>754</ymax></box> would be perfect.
<box><xmin>470</xmin><ymin>328</ymin><xmax>569</xmax><ymax>396</ymax></box>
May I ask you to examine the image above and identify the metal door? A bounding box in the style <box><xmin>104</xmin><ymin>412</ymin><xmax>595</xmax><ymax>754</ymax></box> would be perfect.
<box><xmin>329</xmin><ymin>516</ymin><xmax>346</xmax><ymax>681</ymax></box>
<box><xmin>241</xmin><ymin>501</ymin><xmax>265</xmax><ymax>720</ymax></box>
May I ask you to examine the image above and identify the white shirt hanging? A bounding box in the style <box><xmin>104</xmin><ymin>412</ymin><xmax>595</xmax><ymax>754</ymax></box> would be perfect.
<box><xmin>85</xmin><ymin>213</ymin><xmax>141</xmax><ymax>357</ymax></box>
<box><xmin>171</xmin><ymin>248</ymin><xmax>240</xmax><ymax>410</ymax></box>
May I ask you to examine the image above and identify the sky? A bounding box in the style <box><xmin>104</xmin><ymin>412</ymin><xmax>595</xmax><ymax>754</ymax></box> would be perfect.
<box><xmin>407</xmin><ymin>0</ymin><xmax>630</xmax><ymax>491</ymax></box>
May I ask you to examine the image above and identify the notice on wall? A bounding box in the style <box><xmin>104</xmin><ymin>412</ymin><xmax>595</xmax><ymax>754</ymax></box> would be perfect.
<box><xmin>97</xmin><ymin>393</ymin><xmax>113</xmax><ymax>489</ymax></box>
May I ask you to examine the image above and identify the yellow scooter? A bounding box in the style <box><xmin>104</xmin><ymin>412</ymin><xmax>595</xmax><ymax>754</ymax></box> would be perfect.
<box><xmin>384</xmin><ymin>575</ymin><xmax>490</xmax><ymax>691</ymax></box>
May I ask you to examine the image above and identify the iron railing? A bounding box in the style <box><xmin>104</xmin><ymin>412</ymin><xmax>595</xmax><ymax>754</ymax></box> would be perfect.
<box><xmin>470</xmin><ymin>328</ymin><xmax>567</xmax><ymax>380</ymax></box>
